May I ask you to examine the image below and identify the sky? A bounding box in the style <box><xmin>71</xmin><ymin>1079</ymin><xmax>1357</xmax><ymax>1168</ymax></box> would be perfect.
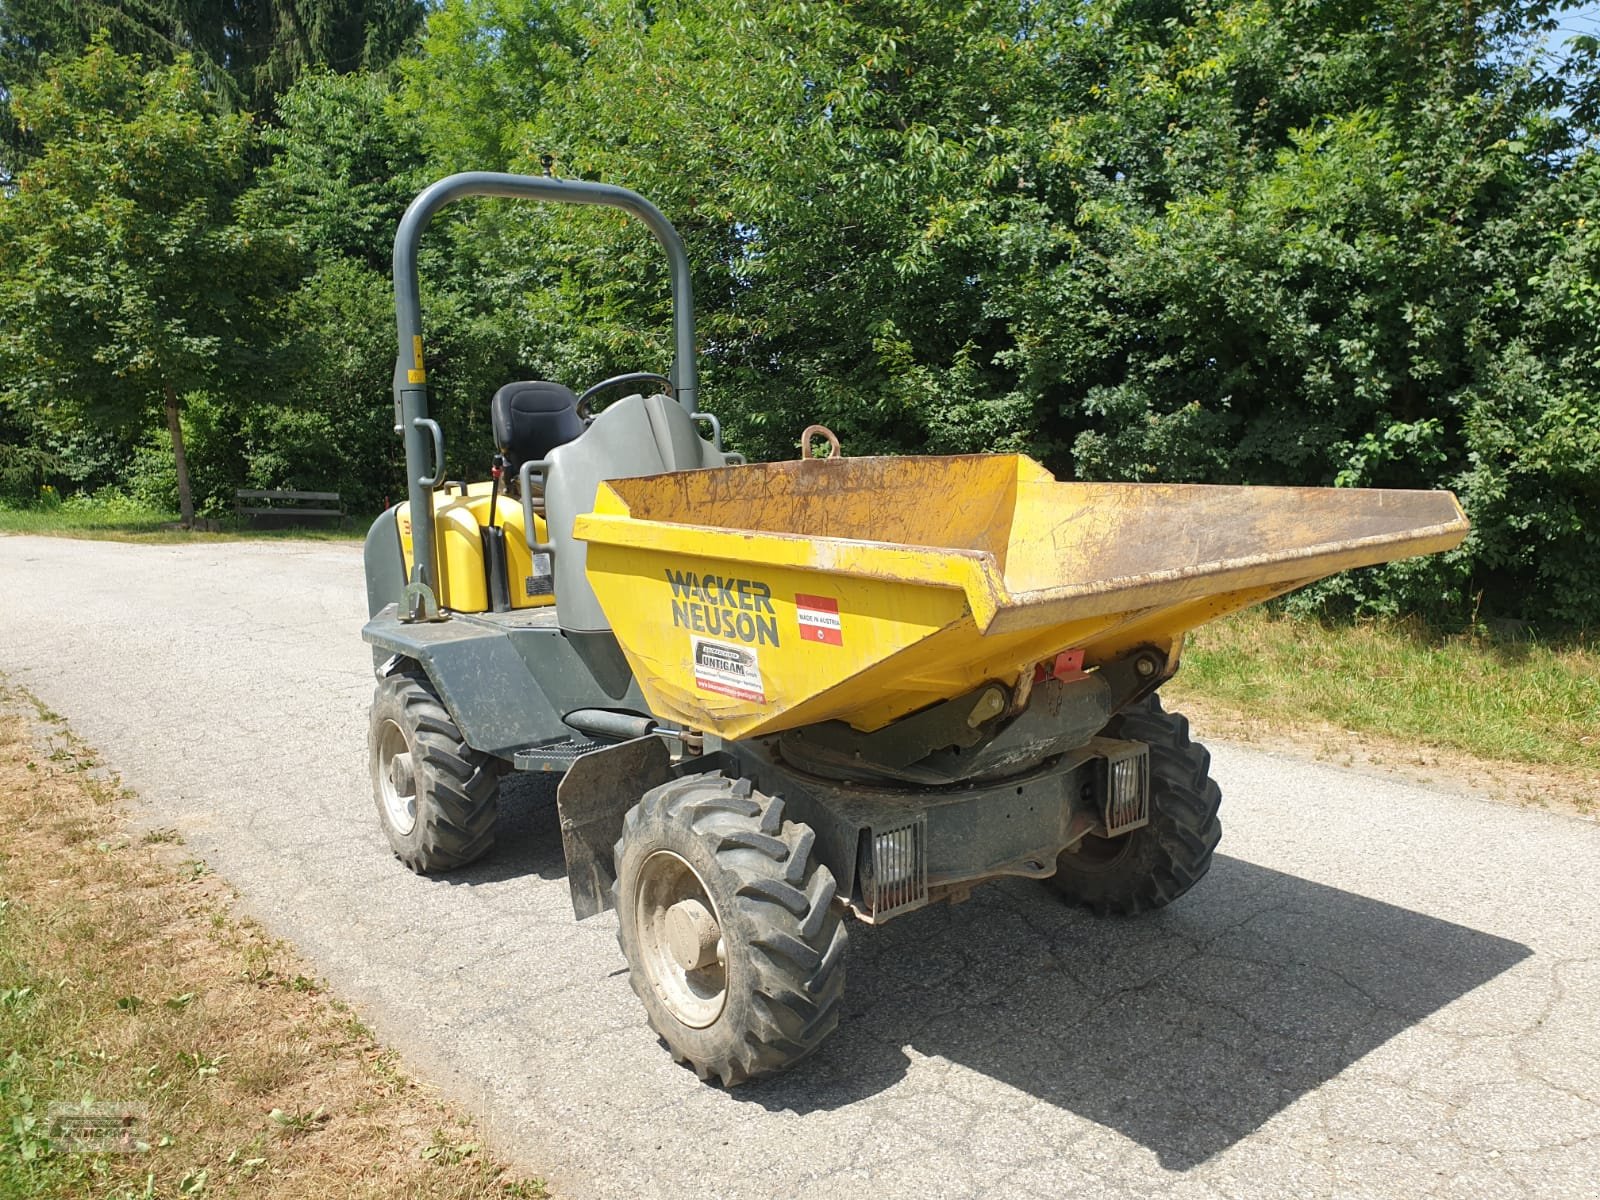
<box><xmin>1552</xmin><ymin>3</ymin><xmax>1600</xmax><ymax>47</ymax></box>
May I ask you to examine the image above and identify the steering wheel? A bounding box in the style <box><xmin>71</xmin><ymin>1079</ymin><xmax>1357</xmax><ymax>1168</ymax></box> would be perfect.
<box><xmin>575</xmin><ymin>371</ymin><xmax>675</xmax><ymax>419</ymax></box>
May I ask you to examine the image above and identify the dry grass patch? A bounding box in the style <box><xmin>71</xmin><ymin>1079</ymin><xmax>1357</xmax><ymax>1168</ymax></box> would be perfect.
<box><xmin>0</xmin><ymin>685</ymin><xmax>548</xmax><ymax>1199</ymax></box>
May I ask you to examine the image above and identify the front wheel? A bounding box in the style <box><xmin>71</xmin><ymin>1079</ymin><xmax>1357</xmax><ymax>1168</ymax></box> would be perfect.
<box><xmin>369</xmin><ymin>666</ymin><xmax>500</xmax><ymax>873</ymax></box>
<box><xmin>1047</xmin><ymin>693</ymin><xmax>1222</xmax><ymax>915</ymax></box>
<box><xmin>613</xmin><ymin>774</ymin><xmax>847</xmax><ymax>1086</ymax></box>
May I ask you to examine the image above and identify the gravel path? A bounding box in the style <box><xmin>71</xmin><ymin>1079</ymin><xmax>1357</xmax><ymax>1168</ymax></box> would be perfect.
<box><xmin>3</xmin><ymin>534</ymin><xmax>1597</xmax><ymax>1199</ymax></box>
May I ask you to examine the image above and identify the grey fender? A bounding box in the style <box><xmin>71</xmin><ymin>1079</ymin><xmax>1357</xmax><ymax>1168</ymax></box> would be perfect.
<box><xmin>362</xmin><ymin>605</ymin><xmax>570</xmax><ymax>758</ymax></box>
<box><xmin>364</xmin><ymin>507</ymin><xmax>406</xmax><ymax>619</ymax></box>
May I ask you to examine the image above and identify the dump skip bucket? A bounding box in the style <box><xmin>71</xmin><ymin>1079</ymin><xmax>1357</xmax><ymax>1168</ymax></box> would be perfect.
<box><xmin>574</xmin><ymin>455</ymin><xmax>1467</xmax><ymax>739</ymax></box>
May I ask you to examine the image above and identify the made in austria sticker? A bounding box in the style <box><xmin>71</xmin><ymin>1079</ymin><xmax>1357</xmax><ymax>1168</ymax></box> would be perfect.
<box><xmin>795</xmin><ymin>593</ymin><xmax>843</xmax><ymax>645</ymax></box>
<box><xmin>692</xmin><ymin>637</ymin><xmax>766</xmax><ymax>703</ymax></box>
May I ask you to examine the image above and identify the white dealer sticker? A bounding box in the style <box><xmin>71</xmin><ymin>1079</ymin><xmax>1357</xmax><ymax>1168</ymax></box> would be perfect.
<box><xmin>692</xmin><ymin>637</ymin><xmax>766</xmax><ymax>703</ymax></box>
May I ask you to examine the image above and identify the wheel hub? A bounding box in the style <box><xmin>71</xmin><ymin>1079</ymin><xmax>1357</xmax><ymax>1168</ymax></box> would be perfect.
<box><xmin>388</xmin><ymin>751</ymin><xmax>415</xmax><ymax>797</ymax></box>
<box><xmin>664</xmin><ymin>898</ymin><xmax>721</xmax><ymax>972</ymax></box>
<box><xmin>375</xmin><ymin>719</ymin><xmax>417</xmax><ymax>837</ymax></box>
<box><xmin>633</xmin><ymin>850</ymin><xmax>728</xmax><ymax>1028</ymax></box>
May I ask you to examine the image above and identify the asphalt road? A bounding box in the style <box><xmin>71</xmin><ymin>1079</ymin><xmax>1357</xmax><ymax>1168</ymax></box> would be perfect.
<box><xmin>3</xmin><ymin>534</ymin><xmax>1597</xmax><ymax>1199</ymax></box>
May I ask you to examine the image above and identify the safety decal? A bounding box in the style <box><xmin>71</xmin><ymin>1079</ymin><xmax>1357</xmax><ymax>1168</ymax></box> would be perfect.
<box><xmin>525</xmin><ymin>551</ymin><xmax>554</xmax><ymax>597</ymax></box>
<box><xmin>795</xmin><ymin>593</ymin><xmax>843</xmax><ymax>646</ymax></box>
<box><xmin>692</xmin><ymin>637</ymin><xmax>765</xmax><ymax>703</ymax></box>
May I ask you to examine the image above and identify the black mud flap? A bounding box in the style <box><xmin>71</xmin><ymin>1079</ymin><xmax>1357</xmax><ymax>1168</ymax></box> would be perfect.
<box><xmin>556</xmin><ymin>735</ymin><xmax>673</xmax><ymax>920</ymax></box>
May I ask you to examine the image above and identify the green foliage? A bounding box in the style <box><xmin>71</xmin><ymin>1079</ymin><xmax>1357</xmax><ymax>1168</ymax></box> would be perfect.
<box><xmin>0</xmin><ymin>1</ymin><xmax>425</xmax><ymax>193</ymax></box>
<box><xmin>0</xmin><ymin>1</ymin><xmax>426</xmax><ymax>112</ymax></box>
<box><xmin>1451</xmin><ymin>151</ymin><xmax>1600</xmax><ymax>625</ymax></box>
<box><xmin>255</xmin><ymin>69</ymin><xmax>427</xmax><ymax>270</ymax></box>
<box><xmin>246</xmin><ymin>71</ymin><xmax>430</xmax><ymax>510</ymax></box>
<box><xmin>2</xmin><ymin>1</ymin><xmax>1598</xmax><ymax>624</ymax></box>
<box><xmin>185</xmin><ymin>0</ymin><xmax>426</xmax><ymax>112</ymax></box>
<box><xmin>0</xmin><ymin>41</ymin><xmax>294</xmax><ymax>410</ymax></box>
<box><xmin>399</xmin><ymin>0</ymin><xmax>586</xmax><ymax>171</ymax></box>
<box><xmin>434</xmin><ymin>0</ymin><xmax>1077</xmax><ymax>459</ymax></box>
<box><xmin>0</xmin><ymin>41</ymin><xmax>305</xmax><ymax>520</ymax></box>
<box><xmin>0</xmin><ymin>444</ymin><xmax>61</xmax><ymax>497</ymax></box>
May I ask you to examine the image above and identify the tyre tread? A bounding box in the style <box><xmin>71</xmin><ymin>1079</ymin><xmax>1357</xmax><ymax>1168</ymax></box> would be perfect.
<box><xmin>371</xmin><ymin>667</ymin><xmax>499</xmax><ymax>873</ymax></box>
<box><xmin>1049</xmin><ymin>692</ymin><xmax>1222</xmax><ymax>916</ymax></box>
<box><xmin>613</xmin><ymin>774</ymin><xmax>846</xmax><ymax>1086</ymax></box>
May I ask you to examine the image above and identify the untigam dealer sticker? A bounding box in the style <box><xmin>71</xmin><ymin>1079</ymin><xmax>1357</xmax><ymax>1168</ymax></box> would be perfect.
<box><xmin>692</xmin><ymin>637</ymin><xmax>765</xmax><ymax>703</ymax></box>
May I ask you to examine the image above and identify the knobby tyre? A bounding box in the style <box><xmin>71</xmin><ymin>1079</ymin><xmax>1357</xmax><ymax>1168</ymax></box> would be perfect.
<box><xmin>368</xmin><ymin>665</ymin><xmax>500</xmax><ymax>872</ymax></box>
<box><xmin>613</xmin><ymin>774</ymin><xmax>847</xmax><ymax>1086</ymax></box>
<box><xmin>1048</xmin><ymin>692</ymin><xmax>1222</xmax><ymax>915</ymax></box>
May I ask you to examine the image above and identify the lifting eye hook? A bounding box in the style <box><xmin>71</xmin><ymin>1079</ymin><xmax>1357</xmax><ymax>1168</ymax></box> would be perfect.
<box><xmin>799</xmin><ymin>424</ymin><xmax>843</xmax><ymax>460</ymax></box>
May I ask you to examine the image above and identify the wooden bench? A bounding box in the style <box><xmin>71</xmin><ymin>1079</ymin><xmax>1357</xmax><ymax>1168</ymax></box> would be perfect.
<box><xmin>234</xmin><ymin>489</ymin><xmax>344</xmax><ymax>526</ymax></box>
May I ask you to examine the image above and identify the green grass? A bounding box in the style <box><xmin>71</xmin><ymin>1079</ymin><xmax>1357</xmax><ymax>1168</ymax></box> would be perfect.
<box><xmin>0</xmin><ymin>498</ymin><xmax>176</xmax><ymax>535</ymax></box>
<box><xmin>0</xmin><ymin>499</ymin><xmax>365</xmax><ymax>542</ymax></box>
<box><xmin>1168</xmin><ymin>609</ymin><xmax>1600</xmax><ymax>775</ymax></box>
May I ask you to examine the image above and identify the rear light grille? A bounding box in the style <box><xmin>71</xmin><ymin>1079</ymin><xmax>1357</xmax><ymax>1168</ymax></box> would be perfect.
<box><xmin>863</xmin><ymin>815</ymin><xmax>928</xmax><ymax>920</ymax></box>
<box><xmin>1100</xmin><ymin>744</ymin><xmax>1150</xmax><ymax>837</ymax></box>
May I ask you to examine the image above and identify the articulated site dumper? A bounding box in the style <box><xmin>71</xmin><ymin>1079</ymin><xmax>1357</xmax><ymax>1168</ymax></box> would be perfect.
<box><xmin>361</xmin><ymin>174</ymin><xmax>1470</xmax><ymax>1085</ymax></box>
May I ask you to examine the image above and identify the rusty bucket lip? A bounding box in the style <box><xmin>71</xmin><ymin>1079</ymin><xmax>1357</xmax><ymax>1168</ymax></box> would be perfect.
<box><xmin>582</xmin><ymin>455</ymin><xmax>1469</xmax><ymax>628</ymax></box>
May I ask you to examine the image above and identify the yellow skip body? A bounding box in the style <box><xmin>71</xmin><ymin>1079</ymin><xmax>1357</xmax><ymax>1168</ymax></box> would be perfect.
<box><xmin>575</xmin><ymin>453</ymin><xmax>1468</xmax><ymax>740</ymax></box>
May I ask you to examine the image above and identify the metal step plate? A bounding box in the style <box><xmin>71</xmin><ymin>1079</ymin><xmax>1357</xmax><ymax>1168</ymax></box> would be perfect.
<box><xmin>513</xmin><ymin>738</ymin><xmax>605</xmax><ymax>773</ymax></box>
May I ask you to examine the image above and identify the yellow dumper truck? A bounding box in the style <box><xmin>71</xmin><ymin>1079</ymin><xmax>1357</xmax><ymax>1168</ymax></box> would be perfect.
<box><xmin>362</xmin><ymin>174</ymin><xmax>1469</xmax><ymax>1085</ymax></box>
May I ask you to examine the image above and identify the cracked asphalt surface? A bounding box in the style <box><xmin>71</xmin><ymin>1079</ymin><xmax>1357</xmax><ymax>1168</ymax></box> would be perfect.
<box><xmin>2</xmin><ymin>533</ymin><xmax>1597</xmax><ymax>1198</ymax></box>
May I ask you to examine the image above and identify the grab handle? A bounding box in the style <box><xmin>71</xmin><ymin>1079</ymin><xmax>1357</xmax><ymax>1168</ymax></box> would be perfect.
<box><xmin>413</xmin><ymin>418</ymin><xmax>445</xmax><ymax>487</ymax></box>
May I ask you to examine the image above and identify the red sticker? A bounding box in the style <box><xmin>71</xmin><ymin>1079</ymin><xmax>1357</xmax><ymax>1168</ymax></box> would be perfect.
<box><xmin>1033</xmin><ymin>649</ymin><xmax>1087</xmax><ymax>683</ymax></box>
<box><xmin>795</xmin><ymin>593</ymin><xmax>843</xmax><ymax>645</ymax></box>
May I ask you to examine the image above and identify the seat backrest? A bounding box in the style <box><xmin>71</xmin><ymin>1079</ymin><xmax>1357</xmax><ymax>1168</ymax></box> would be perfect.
<box><xmin>544</xmin><ymin>392</ymin><xmax>728</xmax><ymax>633</ymax></box>
<box><xmin>490</xmin><ymin>380</ymin><xmax>585</xmax><ymax>472</ymax></box>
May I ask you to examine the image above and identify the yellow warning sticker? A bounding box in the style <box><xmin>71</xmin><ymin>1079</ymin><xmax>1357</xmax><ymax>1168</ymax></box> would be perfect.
<box><xmin>408</xmin><ymin>334</ymin><xmax>426</xmax><ymax>384</ymax></box>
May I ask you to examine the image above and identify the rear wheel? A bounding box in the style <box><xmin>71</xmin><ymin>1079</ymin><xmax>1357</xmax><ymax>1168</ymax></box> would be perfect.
<box><xmin>1048</xmin><ymin>693</ymin><xmax>1222</xmax><ymax>915</ymax></box>
<box><xmin>369</xmin><ymin>666</ymin><xmax>500</xmax><ymax>872</ymax></box>
<box><xmin>613</xmin><ymin>774</ymin><xmax>847</xmax><ymax>1086</ymax></box>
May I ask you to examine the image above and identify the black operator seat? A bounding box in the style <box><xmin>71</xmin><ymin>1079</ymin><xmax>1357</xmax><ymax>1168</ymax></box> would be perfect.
<box><xmin>490</xmin><ymin>380</ymin><xmax>585</xmax><ymax>473</ymax></box>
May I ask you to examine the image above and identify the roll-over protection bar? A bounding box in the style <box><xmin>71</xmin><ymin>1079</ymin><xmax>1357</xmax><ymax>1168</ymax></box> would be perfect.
<box><xmin>391</xmin><ymin>172</ymin><xmax>698</xmax><ymax>616</ymax></box>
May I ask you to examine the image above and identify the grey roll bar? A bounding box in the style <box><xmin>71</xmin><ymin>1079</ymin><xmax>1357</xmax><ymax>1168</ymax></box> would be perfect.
<box><xmin>391</xmin><ymin>172</ymin><xmax>698</xmax><ymax>617</ymax></box>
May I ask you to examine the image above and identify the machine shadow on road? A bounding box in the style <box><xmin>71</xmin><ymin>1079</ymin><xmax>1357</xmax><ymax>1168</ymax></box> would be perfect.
<box><xmin>414</xmin><ymin>781</ymin><xmax>1531</xmax><ymax>1171</ymax></box>
<box><xmin>734</xmin><ymin>853</ymin><xmax>1531</xmax><ymax>1170</ymax></box>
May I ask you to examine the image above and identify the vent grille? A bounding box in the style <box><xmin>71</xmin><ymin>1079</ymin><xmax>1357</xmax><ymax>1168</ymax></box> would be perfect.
<box><xmin>865</xmin><ymin>815</ymin><xmax>928</xmax><ymax>920</ymax></box>
<box><xmin>1101</xmin><ymin>744</ymin><xmax>1150</xmax><ymax>837</ymax></box>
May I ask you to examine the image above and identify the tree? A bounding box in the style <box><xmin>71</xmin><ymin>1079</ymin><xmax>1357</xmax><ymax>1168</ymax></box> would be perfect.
<box><xmin>398</xmin><ymin>0</ymin><xmax>586</xmax><ymax>171</ymax></box>
<box><xmin>2</xmin><ymin>1</ymin><xmax>426</xmax><ymax>181</ymax></box>
<box><xmin>257</xmin><ymin>68</ymin><xmax>426</xmax><ymax>271</ymax></box>
<box><xmin>0</xmin><ymin>40</ymin><xmax>301</xmax><ymax>524</ymax></box>
<box><xmin>197</xmin><ymin>0</ymin><xmax>427</xmax><ymax>112</ymax></box>
<box><xmin>239</xmin><ymin>68</ymin><xmax>430</xmax><ymax>510</ymax></box>
<box><xmin>448</xmin><ymin>0</ymin><xmax>1597</xmax><ymax>625</ymax></box>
